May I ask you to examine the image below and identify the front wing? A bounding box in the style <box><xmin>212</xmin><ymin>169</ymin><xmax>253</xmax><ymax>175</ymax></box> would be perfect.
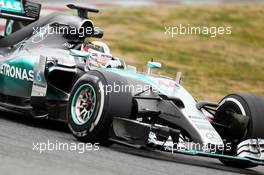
<box><xmin>109</xmin><ymin>117</ymin><xmax>264</xmax><ymax>167</ymax></box>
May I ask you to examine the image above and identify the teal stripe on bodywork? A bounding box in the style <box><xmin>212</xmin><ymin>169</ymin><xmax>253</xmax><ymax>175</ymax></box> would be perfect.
<box><xmin>0</xmin><ymin>57</ymin><xmax>35</xmax><ymax>97</ymax></box>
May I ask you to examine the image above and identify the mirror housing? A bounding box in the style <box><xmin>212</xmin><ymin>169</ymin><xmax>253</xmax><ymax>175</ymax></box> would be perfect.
<box><xmin>148</xmin><ymin>61</ymin><xmax>162</xmax><ymax>69</ymax></box>
<box><xmin>147</xmin><ymin>61</ymin><xmax>162</xmax><ymax>74</ymax></box>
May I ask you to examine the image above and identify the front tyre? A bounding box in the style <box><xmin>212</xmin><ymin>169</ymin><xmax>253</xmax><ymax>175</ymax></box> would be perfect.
<box><xmin>214</xmin><ymin>93</ymin><xmax>264</xmax><ymax>168</ymax></box>
<box><xmin>67</xmin><ymin>70</ymin><xmax>132</xmax><ymax>145</ymax></box>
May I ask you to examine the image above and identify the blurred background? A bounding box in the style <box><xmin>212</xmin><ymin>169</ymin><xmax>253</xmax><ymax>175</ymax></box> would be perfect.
<box><xmin>2</xmin><ymin>0</ymin><xmax>264</xmax><ymax>100</ymax></box>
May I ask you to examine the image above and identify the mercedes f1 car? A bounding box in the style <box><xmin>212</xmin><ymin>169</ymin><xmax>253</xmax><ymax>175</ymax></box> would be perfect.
<box><xmin>0</xmin><ymin>0</ymin><xmax>264</xmax><ymax>169</ymax></box>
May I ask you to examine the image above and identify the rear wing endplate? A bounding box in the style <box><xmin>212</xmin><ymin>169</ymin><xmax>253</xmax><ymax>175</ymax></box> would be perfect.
<box><xmin>0</xmin><ymin>0</ymin><xmax>41</xmax><ymax>35</ymax></box>
<box><xmin>0</xmin><ymin>0</ymin><xmax>41</xmax><ymax>21</ymax></box>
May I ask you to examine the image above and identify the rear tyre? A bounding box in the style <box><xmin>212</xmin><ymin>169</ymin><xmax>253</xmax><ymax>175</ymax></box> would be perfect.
<box><xmin>67</xmin><ymin>70</ymin><xmax>132</xmax><ymax>145</ymax></box>
<box><xmin>214</xmin><ymin>93</ymin><xmax>264</xmax><ymax>168</ymax></box>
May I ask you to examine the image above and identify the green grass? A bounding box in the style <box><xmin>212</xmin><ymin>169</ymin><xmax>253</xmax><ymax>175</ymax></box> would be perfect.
<box><xmin>90</xmin><ymin>4</ymin><xmax>264</xmax><ymax>101</ymax></box>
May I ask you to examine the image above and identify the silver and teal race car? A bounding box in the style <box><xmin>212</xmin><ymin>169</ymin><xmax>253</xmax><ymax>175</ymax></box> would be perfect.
<box><xmin>0</xmin><ymin>0</ymin><xmax>264</xmax><ymax>169</ymax></box>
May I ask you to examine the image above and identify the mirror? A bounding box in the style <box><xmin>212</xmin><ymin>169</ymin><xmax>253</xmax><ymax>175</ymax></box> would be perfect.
<box><xmin>147</xmin><ymin>61</ymin><xmax>162</xmax><ymax>75</ymax></box>
<box><xmin>148</xmin><ymin>61</ymin><xmax>162</xmax><ymax>69</ymax></box>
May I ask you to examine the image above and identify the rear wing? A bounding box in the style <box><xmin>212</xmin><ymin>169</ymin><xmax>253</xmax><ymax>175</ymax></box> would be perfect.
<box><xmin>0</xmin><ymin>0</ymin><xmax>41</xmax><ymax>35</ymax></box>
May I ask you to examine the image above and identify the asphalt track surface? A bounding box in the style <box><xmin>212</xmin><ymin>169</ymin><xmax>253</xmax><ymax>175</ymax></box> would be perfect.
<box><xmin>1</xmin><ymin>1</ymin><xmax>264</xmax><ymax>175</ymax></box>
<box><xmin>0</xmin><ymin>113</ymin><xmax>264</xmax><ymax>175</ymax></box>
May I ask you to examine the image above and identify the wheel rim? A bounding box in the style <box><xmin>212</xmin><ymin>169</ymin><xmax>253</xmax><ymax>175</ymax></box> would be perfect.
<box><xmin>71</xmin><ymin>84</ymin><xmax>97</xmax><ymax>125</ymax></box>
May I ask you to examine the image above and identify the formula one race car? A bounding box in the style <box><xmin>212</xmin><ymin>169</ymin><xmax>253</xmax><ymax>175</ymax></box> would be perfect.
<box><xmin>0</xmin><ymin>0</ymin><xmax>264</xmax><ymax>169</ymax></box>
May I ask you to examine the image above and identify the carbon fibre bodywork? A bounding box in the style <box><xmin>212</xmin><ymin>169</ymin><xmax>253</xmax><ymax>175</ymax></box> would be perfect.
<box><xmin>0</xmin><ymin>2</ymin><xmax>264</xmax><ymax>168</ymax></box>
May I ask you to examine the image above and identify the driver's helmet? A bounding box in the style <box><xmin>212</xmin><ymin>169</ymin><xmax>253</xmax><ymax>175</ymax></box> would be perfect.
<box><xmin>82</xmin><ymin>41</ymin><xmax>112</xmax><ymax>68</ymax></box>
